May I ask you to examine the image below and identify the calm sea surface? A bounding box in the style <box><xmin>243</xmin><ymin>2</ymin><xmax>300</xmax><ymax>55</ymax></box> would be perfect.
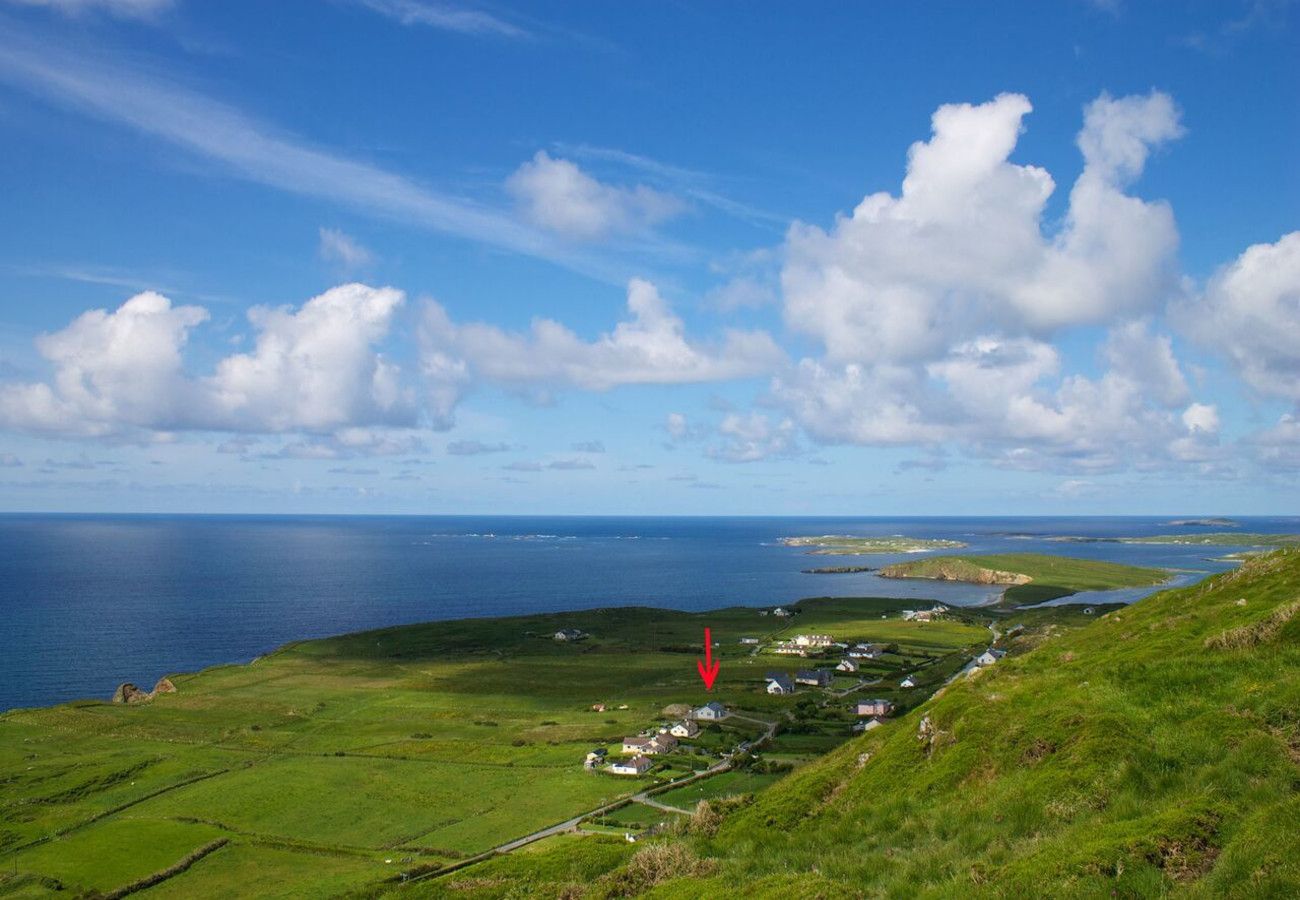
<box><xmin>2</xmin><ymin>514</ymin><xmax>1296</xmax><ymax>711</ymax></box>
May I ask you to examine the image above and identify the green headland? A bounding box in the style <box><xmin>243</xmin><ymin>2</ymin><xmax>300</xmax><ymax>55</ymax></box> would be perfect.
<box><xmin>877</xmin><ymin>552</ymin><xmax>1170</xmax><ymax>605</ymax></box>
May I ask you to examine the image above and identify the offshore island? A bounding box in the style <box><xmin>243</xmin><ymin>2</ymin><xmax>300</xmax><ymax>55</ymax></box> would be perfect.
<box><xmin>3</xmin><ymin>548</ymin><xmax>1298</xmax><ymax>896</ymax></box>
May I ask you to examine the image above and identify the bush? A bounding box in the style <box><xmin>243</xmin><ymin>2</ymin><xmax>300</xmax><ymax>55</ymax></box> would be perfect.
<box><xmin>597</xmin><ymin>841</ymin><xmax>717</xmax><ymax>897</ymax></box>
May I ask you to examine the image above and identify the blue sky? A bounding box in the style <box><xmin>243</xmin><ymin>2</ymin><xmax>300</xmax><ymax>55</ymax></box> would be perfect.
<box><xmin>0</xmin><ymin>0</ymin><xmax>1297</xmax><ymax>515</ymax></box>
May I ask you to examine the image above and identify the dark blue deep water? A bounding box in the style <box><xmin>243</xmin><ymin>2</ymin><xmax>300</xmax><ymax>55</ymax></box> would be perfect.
<box><xmin>2</xmin><ymin>514</ymin><xmax>1297</xmax><ymax>711</ymax></box>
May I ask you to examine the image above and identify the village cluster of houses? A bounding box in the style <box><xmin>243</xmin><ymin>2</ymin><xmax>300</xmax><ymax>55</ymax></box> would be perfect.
<box><xmin>593</xmin><ymin>702</ymin><xmax>729</xmax><ymax>776</ymax></box>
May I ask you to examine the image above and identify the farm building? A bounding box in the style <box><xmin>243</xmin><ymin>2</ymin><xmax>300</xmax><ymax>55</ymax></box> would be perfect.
<box><xmin>900</xmin><ymin>676</ymin><xmax>917</xmax><ymax>688</ymax></box>
<box><xmin>554</xmin><ymin>628</ymin><xmax>588</xmax><ymax>642</ymax></box>
<box><xmin>975</xmin><ymin>648</ymin><xmax>1007</xmax><ymax>667</ymax></box>
<box><xmin>852</xmin><ymin>718</ymin><xmax>883</xmax><ymax>733</ymax></box>
<box><xmin>836</xmin><ymin>658</ymin><xmax>859</xmax><ymax>673</ymax></box>
<box><xmin>739</xmin><ymin>637</ymin><xmax>760</xmax><ymax>645</ymax></box>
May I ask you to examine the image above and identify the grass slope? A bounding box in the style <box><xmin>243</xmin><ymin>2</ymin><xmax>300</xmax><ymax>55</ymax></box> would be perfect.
<box><xmin>455</xmin><ymin>549</ymin><xmax>1299</xmax><ymax>898</ymax></box>
<box><xmin>880</xmin><ymin>552</ymin><xmax>1169</xmax><ymax>604</ymax></box>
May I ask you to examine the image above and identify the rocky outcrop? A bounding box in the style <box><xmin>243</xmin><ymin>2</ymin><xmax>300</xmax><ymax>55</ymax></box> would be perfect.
<box><xmin>112</xmin><ymin>683</ymin><xmax>151</xmax><ymax>704</ymax></box>
<box><xmin>111</xmin><ymin>677</ymin><xmax>178</xmax><ymax>704</ymax></box>
<box><xmin>879</xmin><ymin>561</ymin><xmax>1031</xmax><ymax>585</ymax></box>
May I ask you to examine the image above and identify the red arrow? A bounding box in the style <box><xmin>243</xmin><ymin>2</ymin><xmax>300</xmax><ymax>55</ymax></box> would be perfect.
<box><xmin>696</xmin><ymin>627</ymin><xmax>720</xmax><ymax>690</ymax></box>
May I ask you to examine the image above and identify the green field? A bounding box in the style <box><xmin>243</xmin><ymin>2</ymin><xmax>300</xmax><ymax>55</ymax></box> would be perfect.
<box><xmin>0</xmin><ymin>593</ymin><xmax>990</xmax><ymax>896</ymax></box>
<box><xmin>878</xmin><ymin>552</ymin><xmax>1169</xmax><ymax>603</ymax></box>
<box><xmin>412</xmin><ymin>548</ymin><xmax>1300</xmax><ymax>898</ymax></box>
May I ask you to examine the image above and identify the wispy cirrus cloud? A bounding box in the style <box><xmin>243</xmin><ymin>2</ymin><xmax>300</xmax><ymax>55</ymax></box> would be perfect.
<box><xmin>343</xmin><ymin>0</ymin><xmax>528</xmax><ymax>39</ymax></box>
<box><xmin>3</xmin><ymin>0</ymin><xmax>173</xmax><ymax>19</ymax></box>
<box><xmin>0</xmin><ymin>26</ymin><xmax>633</xmax><ymax>284</ymax></box>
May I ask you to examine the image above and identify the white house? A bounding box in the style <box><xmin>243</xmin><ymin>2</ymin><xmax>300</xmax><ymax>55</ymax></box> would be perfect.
<box><xmin>765</xmin><ymin>673</ymin><xmax>795</xmax><ymax>695</ymax></box>
<box><xmin>554</xmin><ymin>628</ymin><xmax>587</xmax><ymax>642</ymax></box>
<box><xmin>772</xmin><ymin>607</ymin><xmax>793</xmax><ymax>618</ymax></box>
<box><xmin>836</xmin><ymin>658</ymin><xmax>859</xmax><ymax>673</ymax></box>
<box><xmin>739</xmin><ymin>637</ymin><xmax>760</xmax><ymax>645</ymax></box>
<box><xmin>975</xmin><ymin>648</ymin><xmax>1006</xmax><ymax>667</ymax></box>
<box><xmin>609</xmin><ymin>756</ymin><xmax>652</xmax><ymax>776</ymax></box>
<box><xmin>852</xmin><ymin>718</ymin><xmax>882</xmax><ymax>733</ymax></box>
<box><xmin>669</xmin><ymin>720</ymin><xmax>699</xmax><ymax>738</ymax></box>
<box><xmin>693</xmin><ymin>701</ymin><xmax>727</xmax><ymax>721</ymax></box>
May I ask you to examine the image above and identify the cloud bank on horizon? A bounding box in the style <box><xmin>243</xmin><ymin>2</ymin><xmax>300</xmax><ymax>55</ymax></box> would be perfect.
<box><xmin>0</xmin><ymin>0</ymin><xmax>1296</xmax><ymax>512</ymax></box>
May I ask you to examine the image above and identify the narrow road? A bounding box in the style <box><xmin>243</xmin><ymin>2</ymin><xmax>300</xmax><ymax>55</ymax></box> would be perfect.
<box><xmin>827</xmin><ymin>676</ymin><xmax>881</xmax><ymax>698</ymax></box>
<box><xmin>405</xmin><ymin>714</ymin><xmax>778</xmax><ymax>886</ymax></box>
<box><xmin>635</xmin><ymin>796</ymin><xmax>692</xmax><ymax>815</ymax></box>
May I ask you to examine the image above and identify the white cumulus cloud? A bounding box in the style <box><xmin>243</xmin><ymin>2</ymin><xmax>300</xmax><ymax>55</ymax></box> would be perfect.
<box><xmin>506</xmin><ymin>151</ymin><xmax>684</xmax><ymax>241</ymax></box>
<box><xmin>419</xmin><ymin>278</ymin><xmax>783</xmax><ymax>425</ymax></box>
<box><xmin>0</xmin><ymin>284</ymin><xmax>415</xmax><ymax>440</ymax></box>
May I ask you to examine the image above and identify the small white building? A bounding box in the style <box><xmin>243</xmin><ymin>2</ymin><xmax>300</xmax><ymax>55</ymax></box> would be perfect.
<box><xmin>765</xmin><ymin>673</ymin><xmax>795</xmax><ymax>695</ymax></box>
<box><xmin>739</xmin><ymin>637</ymin><xmax>760</xmax><ymax>645</ymax></box>
<box><xmin>609</xmin><ymin>756</ymin><xmax>652</xmax><ymax>776</ymax></box>
<box><xmin>554</xmin><ymin>628</ymin><xmax>587</xmax><ymax>642</ymax></box>
<box><xmin>772</xmin><ymin>607</ymin><xmax>793</xmax><ymax>618</ymax></box>
<box><xmin>900</xmin><ymin>676</ymin><xmax>917</xmax><ymax>689</ymax></box>
<box><xmin>852</xmin><ymin>718</ymin><xmax>883</xmax><ymax>733</ymax></box>
<box><xmin>836</xmin><ymin>658</ymin><xmax>859</xmax><ymax>673</ymax></box>
<box><xmin>975</xmin><ymin>648</ymin><xmax>1006</xmax><ymax>667</ymax></box>
<box><xmin>693</xmin><ymin>701</ymin><xmax>727</xmax><ymax>721</ymax></box>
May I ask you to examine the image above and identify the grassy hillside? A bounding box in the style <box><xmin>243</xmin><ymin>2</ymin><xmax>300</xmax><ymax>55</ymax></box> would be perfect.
<box><xmin>0</xmin><ymin>596</ymin><xmax>988</xmax><ymax>897</ymax></box>
<box><xmin>879</xmin><ymin>552</ymin><xmax>1169</xmax><ymax>604</ymax></box>
<box><xmin>442</xmin><ymin>549</ymin><xmax>1299</xmax><ymax>898</ymax></box>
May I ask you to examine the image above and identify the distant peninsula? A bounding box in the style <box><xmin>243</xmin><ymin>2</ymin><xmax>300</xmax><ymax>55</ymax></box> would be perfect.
<box><xmin>877</xmin><ymin>552</ymin><xmax>1168</xmax><ymax>605</ymax></box>
<box><xmin>779</xmin><ymin>535</ymin><xmax>967</xmax><ymax>555</ymax></box>
<box><xmin>1165</xmin><ymin>517</ymin><xmax>1239</xmax><ymax>527</ymax></box>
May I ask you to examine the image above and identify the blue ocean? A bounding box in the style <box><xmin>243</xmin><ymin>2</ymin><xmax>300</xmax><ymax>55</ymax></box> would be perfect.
<box><xmin>2</xmin><ymin>514</ymin><xmax>1296</xmax><ymax>711</ymax></box>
